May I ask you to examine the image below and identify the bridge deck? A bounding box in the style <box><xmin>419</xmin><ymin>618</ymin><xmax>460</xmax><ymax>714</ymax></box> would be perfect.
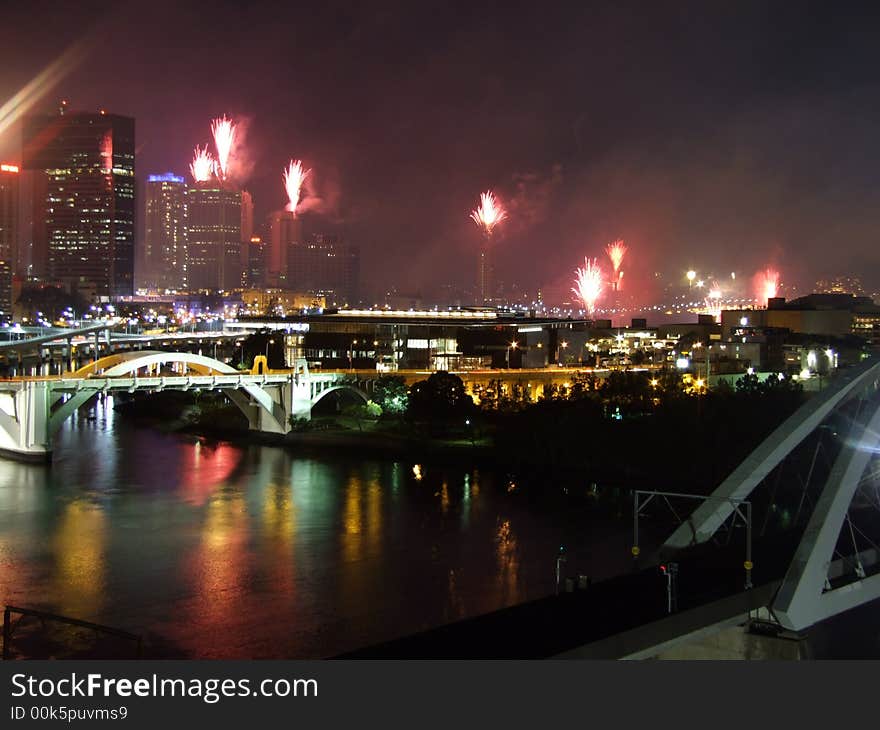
<box><xmin>0</xmin><ymin>374</ymin><xmax>295</xmax><ymax>390</ymax></box>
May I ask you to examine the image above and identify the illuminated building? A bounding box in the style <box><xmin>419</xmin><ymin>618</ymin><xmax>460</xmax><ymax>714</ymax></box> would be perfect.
<box><xmin>815</xmin><ymin>275</ymin><xmax>864</xmax><ymax>297</ymax></box>
<box><xmin>722</xmin><ymin>294</ymin><xmax>876</xmax><ymax>340</ymax></box>
<box><xmin>0</xmin><ymin>164</ymin><xmax>19</xmax><ymax>269</ymax></box>
<box><xmin>144</xmin><ymin>173</ymin><xmax>187</xmax><ymax>290</ymax></box>
<box><xmin>239</xmin><ymin>288</ymin><xmax>324</xmax><ymax>316</ymax></box>
<box><xmin>185</xmin><ymin>183</ymin><xmax>242</xmax><ymax>291</ymax></box>
<box><xmin>240</xmin><ymin>190</ymin><xmax>254</xmax><ymax>241</ymax></box>
<box><xmin>268</xmin><ymin>210</ymin><xmax>302</xmax><ymax>287</ymax></box>
<box><xmin>22</xmin><ymin>108</ymin><xmax>135</xmax><ymax>299</ymax></box>
<box><xmin>240</xmin><ymin>190</ymin><xmax>254</xmax><ymax>287</ymax></box>
<box><xmin>0</xmin><ymin>259</ymin><xmax>11</xmax><ymax>322</ymax></box>
<box><xmin>246</xmin><ymin>235</ymin><xmax>266</xmax><ymax>288</ymax></box>
<box><xmin>286</xmin><ymin>233</ymin><xmax>359</xmax><ymax>306</ymax></box>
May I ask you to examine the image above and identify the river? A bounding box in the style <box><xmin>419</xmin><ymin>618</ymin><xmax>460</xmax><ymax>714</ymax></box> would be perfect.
<box><xmin>0</xmin><ymin>396</ymin><xmax>636</xmax><ymax>658</ymax></box>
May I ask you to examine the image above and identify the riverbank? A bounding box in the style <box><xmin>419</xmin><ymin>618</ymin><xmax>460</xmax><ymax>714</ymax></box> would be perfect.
<box><xmin>107</xmin><ymin>381</ymin><xmax>806</xmax><ymax>495</ymax></box>
<box><xmin>110</xmin><ymin>390</ymin><xmax>503</xmax><ymax>468</ymax></box>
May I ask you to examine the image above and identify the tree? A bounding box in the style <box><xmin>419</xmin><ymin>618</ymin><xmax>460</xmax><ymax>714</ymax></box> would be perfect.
<box><xmin>408</xmin><ymin>371</ymin><xmax>475</xmax><ymax>422</ymax></box>
<box><xmin>600</xmin><ymin>370</ymin><xmax>654</xmax><ymax>415</ymax></box>
<box><xmin>342</xmin><ymin>401</ymin><xmax>382</xmax><ymax>431</ymax></box>
<box><xmin>373</xmin><ymin>376</ymin><xmax>409</xmax><ymax>415</ymax></box>
<box><xmin>630</xmin><ymin>349</ymin><xmax>647</xmax><ymax>366</ymax></box>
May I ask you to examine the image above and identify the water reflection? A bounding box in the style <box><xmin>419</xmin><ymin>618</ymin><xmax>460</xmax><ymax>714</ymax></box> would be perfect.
<box><xmin>0</xmin><ymin>414</ymin><xmax>632</xmax><ymax>658</ymax></box>
<box><xmin>52</xmin><ymin>500</ymin><xmax>107</xmax><ymax>618</ymax></box>
<box><xmin>495</xmin><ymin>518</ymin><xmax>521</xmax><ymax>604</ymax></box>
<box><xmin>188</xmin><ymin>489</ymin><xmax>250</xmax><ymax>634</ymax></box>
<box><xmin>181</xmin><ymin>442</ymin><xmax>241</xmax><ymax>505</ymax></box>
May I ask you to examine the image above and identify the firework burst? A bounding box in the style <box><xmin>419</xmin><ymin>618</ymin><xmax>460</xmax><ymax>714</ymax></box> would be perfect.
<box><xmin>606</xmin><ymin>240</ymin><xmax>627</xmax><ymax>274</ymax></box>
<box><xmin>211</xmin><ymin>115</ymin><xmax>236</xmax><ymax>180</ymax></box>
<box><xmin>754</xmin><ymin>268</ymin><xmax>780</xmax><ymax>304</ymax></box>
<box><xmin>189</xmin><ymin>145</ymin><xmax>214</xmax><ymax>183</ymax></box>
<box><xmin>572</xmin><ymin>258</ymin><xmax>604</xmax><ymax>314</ymax></box>
<box><xmin>705</xmin><ymin>281</ymin><xmax>723</xmax><ymax>321</ymax></box>
<box><xmin>283</xmin><ymin>160</ymin><xmax>311</xmax><ymax>214</ymax></box>
<box><xmin>470</xmin><ymin>190</ymin><xmax>508</xmax><ymax>236</ymax></box>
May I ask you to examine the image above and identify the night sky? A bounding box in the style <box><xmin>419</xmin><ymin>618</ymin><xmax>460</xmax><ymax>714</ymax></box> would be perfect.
<box><xmin>2</xmin><ymin>1</ymin><xmax>880</xmax><ymax>301</ymax></box>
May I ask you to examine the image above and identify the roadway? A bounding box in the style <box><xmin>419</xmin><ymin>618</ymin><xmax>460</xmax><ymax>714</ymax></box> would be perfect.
<box><xmin>0</xmin><ymin>320</ymin><xmax>118</xmax><ymax>352</ymax></box>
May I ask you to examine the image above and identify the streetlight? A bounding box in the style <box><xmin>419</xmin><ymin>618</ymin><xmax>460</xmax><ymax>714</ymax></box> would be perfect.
<box><xmin>265</xmin><ymin>338</ymin><xmax>275</xmax><ymax>361</ymax></box>
<box><xmin>506</xmin><ymin>340</ymin><xmax>518</xmax><ymax>368</ymax></box>
<box><xmin>693</xmin><ymin>340</ymin><xmax>710</xmax><ymax>382</ymax></box>
<box><xmin>349</xmin><ymin>339</ymin><xmax>358</xmax><ymax>371</ymax></box>
<box><xmin>686</xmin><ymin>270</ymin><xmax>696</xmax><ymax>288</ymax></box>
<box><xmin>560</xmin><ymin>340</ymin><xmax>568</xmax><ymax>366</ymax></box>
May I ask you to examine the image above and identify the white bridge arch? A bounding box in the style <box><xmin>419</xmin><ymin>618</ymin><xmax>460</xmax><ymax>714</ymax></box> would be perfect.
<box><xmin>64</xmin><ymin>350</ymin><xmax>288</xmax><ymax>430</ymax></box>
<box><xmin>0</xmin><ymin>351</ymin><xmax>358</xmax><ymax>460</ymax></box>
<box><xmin>661</xmin><ymin>356</ymin><xmax>880</xmax><ymax>632</ymax></box>
<box><xmin>309</xmin><ymin>384</ymin><xmax>371</xmax><ymax>410</ymax></box>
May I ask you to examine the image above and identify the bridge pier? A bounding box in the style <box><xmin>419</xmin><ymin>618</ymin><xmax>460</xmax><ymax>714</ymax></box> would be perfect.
<box><xmin>228</xmin><ymin>378</ymin><xmax>312</xmax><ymax>433</ymax></box>
<box><xmin>243</xmin><ymin>382</ymin><xmax>300</xmax><ymax>434</ymax></box>
<box><xmin>0</xmin><ymin>382</ymin><xmax>53</xmax><ymax>462</ymax></box>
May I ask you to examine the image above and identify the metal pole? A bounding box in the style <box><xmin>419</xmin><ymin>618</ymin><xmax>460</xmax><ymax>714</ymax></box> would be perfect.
<box><xmin>633</xmin><ymin>492</ymin><xmax>640</xmax><ymax>562</ymax></box>
<box><xmin>556</xmin><ymin>546</ymin><xmax>567</xmax><ymax>595</ymax></box>
<box><xmin>706</xmin><ymin>342</ymin><xmax>710</xmax><ymax>383</ymax></box>
<box><xmin>745</xmin><ymin>501</ymin><xmax>753</xmax><ymax>590</ymax></box>
<box><xmin>663</xmin><ymin>567</ymin><xmax>672</xmax><ymax>613</ymax></box>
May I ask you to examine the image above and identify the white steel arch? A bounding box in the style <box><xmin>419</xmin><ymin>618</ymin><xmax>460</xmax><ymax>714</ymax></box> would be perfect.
<box><xmin>773</xmin><ymin>399</ymin><xmax>880</xmax><ymax>630</ymax></box>
<box><xmin>310</xmin><ymin>385</ymin><xmax>370</xmax><ymax>409</ymax></box>
<box><xmin>663</xmin><ymin>357</ymin><xmax>880</xmax><ymax>550</ymax></box>
<box><xmin>84</xmin><ymin>350</ymin><xmax>239</xmax><ymax>377</ymax></box>
<box><xmin>63</xmin><ymin>350</ymin><xmax>289</xmax><ymax>433</ymax></box>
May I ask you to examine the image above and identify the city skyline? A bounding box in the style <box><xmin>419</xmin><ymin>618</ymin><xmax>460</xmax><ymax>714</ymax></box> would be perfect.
<box><xmin>4</xmin><ymin>3</ymin><xmax>880</xmax><ymax>302</ymax></box>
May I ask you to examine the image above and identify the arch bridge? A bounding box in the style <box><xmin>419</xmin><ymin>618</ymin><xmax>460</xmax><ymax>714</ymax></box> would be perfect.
<box><xmin>0</xmin><ymin>351</ymin><xmax>365</xmax><ymax>461</ymax></box>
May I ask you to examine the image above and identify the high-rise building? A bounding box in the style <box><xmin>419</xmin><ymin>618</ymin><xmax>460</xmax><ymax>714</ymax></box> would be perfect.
<box><xmin>246</xmin><ymin>235</ymin><xmax>266</xmax><ymax>288</ymax></box>
<box><xmin>240</xmin><ymin>190</ymin><xmax>254</xmax><ymax>241</ymax></box>
<box><xmin>16</xmin><ymin>168</ymin><xmax>47</xmax><ymax>278</ymax></box>
<box><xmin>240</xmin><ymin>190</ymin><xmax>254</xmax><ymax>288</ymax></box>
<box><xmin>287</xmin><ymin>233</ymin><xmax>359</xmax><ymax>305</ymax></box>
<box><xmin>185</xmin><ymin>183</ymin><xmax>241</xmax><ymax>290</ymax></box>
<box><xmin>0</xmin><ymin>164</ymin><xmax>19</xmax><ymax>268</ymax></box>
<box><xmin>0</xmin><ymin>259</ymin><xmax>12</xmax><ymax>322</ymax></box>
<box><xmin>268</xmin><ymin>210</ymin><xmax>302</xmax><ymax>287</ymax></box>
<box><xmin>22</xmin><ymin>107</ymin><xmax>135</xmax><ymax>299</ymax></box>
<box><xmin>144</xmin><ymin>173</ymin><xmax>187</xmax><ymax>291</ymax></box>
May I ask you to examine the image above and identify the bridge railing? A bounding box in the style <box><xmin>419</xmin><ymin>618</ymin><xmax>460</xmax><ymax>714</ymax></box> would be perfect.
<box><xmin>3</xmin><ymin>605</ymin><xmax>142</xmax><ymax>660</ymax></box>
